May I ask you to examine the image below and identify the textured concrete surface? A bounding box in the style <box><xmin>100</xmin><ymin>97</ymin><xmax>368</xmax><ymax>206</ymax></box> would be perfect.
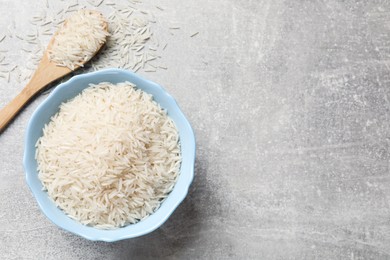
<box><xmin>1</xmin><ymin>0</ymin><xmax>390</xmax><ymax>259</ymax></box>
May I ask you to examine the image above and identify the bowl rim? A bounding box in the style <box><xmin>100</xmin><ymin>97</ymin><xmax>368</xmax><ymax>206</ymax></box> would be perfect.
<box><xmin>23</xmin><ymin>68</ymin><xmax>196</xmax><ymax>242</ymax></box>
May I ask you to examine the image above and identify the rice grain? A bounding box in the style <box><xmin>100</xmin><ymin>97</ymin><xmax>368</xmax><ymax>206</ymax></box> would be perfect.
<box><xmin>36</xmin><ymin>82</ymin><xmax>181</xmax><ymax>229</ymax></box>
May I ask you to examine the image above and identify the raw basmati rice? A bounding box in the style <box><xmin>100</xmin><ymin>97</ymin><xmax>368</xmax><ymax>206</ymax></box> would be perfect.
<box><xmin>0</xmin><ymin>0</ymin><xmax>175</xmax><ymax>89</ymax></box>
<box><xmin>35</xmin><ymin>82</ymin><xmax>181</xmax><ymax>229</ymax></box>
<box><xmin>48</xmin><ymin>10</ymin><xmax>109</xmax><ymax>70</ymax></box>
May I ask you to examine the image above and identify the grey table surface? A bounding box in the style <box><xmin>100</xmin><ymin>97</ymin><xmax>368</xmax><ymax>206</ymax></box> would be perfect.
<box><xmin>1</xmin><ymin>0</ymin><xmax>390</xmax><ymax>259</ymax></box>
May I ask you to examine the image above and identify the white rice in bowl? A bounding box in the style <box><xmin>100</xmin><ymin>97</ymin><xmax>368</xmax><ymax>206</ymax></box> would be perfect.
<box><xmin>35</xmin><ymin>82</ymin><xmax>181</xmax><ymax>229</ymax></box>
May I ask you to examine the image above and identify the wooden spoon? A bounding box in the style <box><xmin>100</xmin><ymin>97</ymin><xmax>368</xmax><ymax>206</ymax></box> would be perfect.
<box><xmin>0</xmin><ymin>10</ymin><xmax>108</xmax><ymax>133</ymax></box>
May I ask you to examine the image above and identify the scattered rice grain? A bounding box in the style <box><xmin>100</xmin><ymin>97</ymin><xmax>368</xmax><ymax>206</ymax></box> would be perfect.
<box><xmin>190</xmin><ymin>31</ymin><xmax>199</xmax><ymax>37</ymax></box>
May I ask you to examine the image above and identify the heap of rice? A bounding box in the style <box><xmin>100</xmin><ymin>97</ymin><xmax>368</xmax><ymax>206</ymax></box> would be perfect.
<box><xmin>48</xmin><ymin>10</ymin><xmax>109</xmax><ymax>70</ymax></box>
<box><xmin>35</xmin><ymin>82</ymin><xmax>181</xmax><ymax>229</ymax></box>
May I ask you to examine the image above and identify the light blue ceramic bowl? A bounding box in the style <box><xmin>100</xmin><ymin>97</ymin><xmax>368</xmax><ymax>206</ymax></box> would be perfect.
<box><xmin>23</xmin><ymin>68</ymin><xmax>195</xmax><ymax>242</ymax></box>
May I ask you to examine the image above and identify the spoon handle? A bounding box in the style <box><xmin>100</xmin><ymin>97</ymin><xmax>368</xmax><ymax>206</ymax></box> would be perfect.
<box><xmin>0</xmin><ymin>53</ymin><xmax>71</xmax><ymax>133</ymax></box>
<box><xmin>0</xmin><ymin>87</ymin><xmax>35</xmax><ymax>133</ymax></box>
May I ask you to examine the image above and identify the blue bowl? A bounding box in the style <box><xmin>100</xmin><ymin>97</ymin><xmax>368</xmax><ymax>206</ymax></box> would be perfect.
<box><xmin>23</xmin><ymin>68</ymin><xmax>195</xmax><ymax>242</ymax></box>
